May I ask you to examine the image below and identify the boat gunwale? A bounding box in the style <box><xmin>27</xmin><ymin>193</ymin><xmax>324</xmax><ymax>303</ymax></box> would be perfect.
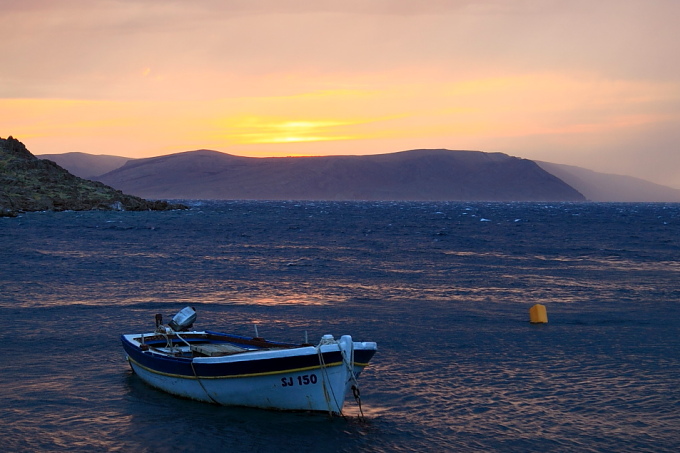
<box><xmin>121</xmin><ymin>331</ymin><xmax>377</xmax><ymax>369</ymax></box>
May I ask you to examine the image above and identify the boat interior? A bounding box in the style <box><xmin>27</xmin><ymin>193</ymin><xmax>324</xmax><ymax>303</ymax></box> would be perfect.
<box><xmin>133</xmin><ymin>332</ymin><xmax>302</xmax><ymax>358</ymax></box>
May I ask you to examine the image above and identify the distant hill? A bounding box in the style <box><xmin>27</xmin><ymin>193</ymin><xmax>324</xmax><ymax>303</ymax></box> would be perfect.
<box><xmin>537</xmin><ymin>161</ymin><xmax>680</xmax><ymax>202</ymax></box>
<box><xmin>40</xmin><ymin>148</ymin><xmax>680</xmax><ymax>202</ymax></box>
<box><xmin>93</xmin><ymin>148</ymin><xmax>585</xmax><ymax>201</ymax></box>
<box><xmin>37</xmin><ymin>152</ymin><xmax>130</xmax><ymax>179</ymax></box>
<box><xmin>0</xmin><ymin>136</ymin><xmax>186</xmax><ymax>216</ymax></box>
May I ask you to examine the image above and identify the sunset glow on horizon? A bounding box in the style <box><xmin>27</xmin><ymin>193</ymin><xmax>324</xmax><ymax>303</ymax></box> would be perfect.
<box><xmin>2</xmin><ymin>0</ymin><xmax>679</xmax><ymax>187</ymax></box>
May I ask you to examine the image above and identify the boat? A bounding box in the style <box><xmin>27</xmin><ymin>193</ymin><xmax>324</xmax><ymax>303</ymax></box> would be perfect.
<box><xmin>121</xmin><ymin>307</ymin><xmax>378</xmax><ymax>416</ymax></box>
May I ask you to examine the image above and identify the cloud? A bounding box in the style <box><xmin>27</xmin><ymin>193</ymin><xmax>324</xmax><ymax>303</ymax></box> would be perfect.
<box><xmin>3</xmin><ymin>0</ymin><xmax>679</xmax><ymax>100</ymax></box>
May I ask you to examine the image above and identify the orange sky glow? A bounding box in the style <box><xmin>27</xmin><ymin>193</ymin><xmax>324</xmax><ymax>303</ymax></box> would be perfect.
<box><xmin>2</xmin><ymin>0</ymin><xmax>679</xmax><ymax>188</ymax></box>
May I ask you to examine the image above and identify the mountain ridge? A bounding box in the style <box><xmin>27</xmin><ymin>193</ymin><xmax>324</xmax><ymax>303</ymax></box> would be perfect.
<box><xmin>37</xmin><ymin>152</ymin><xmax>131</xmax><ymax>179</ymax></box>
<box><xmin>43</xmin><ymin>149</ymin><xmax>680</xmax><ymax>203</ymax></box>
<box><xmin>38</xmin><ymin>148</ymin><xmax>680</xmax><ymax>203</ymax></box>
<box><xmin>92</xmin><ymin>148</ymin><xmax>585</xmax><ymax>201</ymax></box>
<box><xmin>536</xmin><ymin>161</ymin><xmax>680</xmax><ymax>202</ymax></box>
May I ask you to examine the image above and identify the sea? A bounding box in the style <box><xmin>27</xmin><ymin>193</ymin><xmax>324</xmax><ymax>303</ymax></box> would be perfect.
<box><xmin>1</xmin><ymin>201</ymin><xmax>678</xmax><ymax>452</ymax></box>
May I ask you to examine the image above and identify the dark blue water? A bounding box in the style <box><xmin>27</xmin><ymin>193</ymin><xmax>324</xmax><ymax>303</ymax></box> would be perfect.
<box><xmin>1</xmin><ymin>201</ymin><xmax>679</xmax><ymax>452</ymax></box>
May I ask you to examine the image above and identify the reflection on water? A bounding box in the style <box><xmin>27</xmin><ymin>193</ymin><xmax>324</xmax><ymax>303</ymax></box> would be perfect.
<box><xmin>229</xmin><ymin>295</ymin><xmax>329</xmax><ymax>306</ymax></box>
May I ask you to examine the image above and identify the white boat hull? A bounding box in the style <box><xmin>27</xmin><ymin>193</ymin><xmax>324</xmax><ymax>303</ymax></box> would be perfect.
<box><xmin>122</xmin><ymin>331</ymin><xmax>376</xmax><ymax>415</ymax></box>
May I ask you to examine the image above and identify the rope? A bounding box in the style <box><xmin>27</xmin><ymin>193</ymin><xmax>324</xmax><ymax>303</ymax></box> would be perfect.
<box><xmin>175</xmin><ymin>331</ymin><xmax>219</xmax><ymax>405</ymax></box>
<box><xmin>352</xmin><ymin>385</ymin><xmax>364</xmax><ymax>421</ymax></box>
<box><xmin>338</xmin><ymin>339</ymin><xmax>366</xmax><ymax>422</ymax></box>
<box><xmin>317</xmin><ymin>336</ymin><xmax>367</xmax><ymax>421</ymax></box>
<box><xmin>190</xmin><ymin>359</ymin><xmax>219</xmax><ymax>404</ymax></box>
<box><xmin>317</xmin><ymin>344</ymin><xmax>345</xmax><ymax>418</ymax></box>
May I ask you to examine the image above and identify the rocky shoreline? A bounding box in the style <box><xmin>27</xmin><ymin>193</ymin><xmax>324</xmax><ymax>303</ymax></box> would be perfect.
<box><xmin>1</xmin><ymin>136</ymin><xmax>187</xmax><ymax>217</ymax></box>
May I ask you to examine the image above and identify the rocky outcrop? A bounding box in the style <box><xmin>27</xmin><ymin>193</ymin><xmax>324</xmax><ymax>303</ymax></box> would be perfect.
<box><xmin>0</xmin><ymin>136</ymin><xmax>186</xmax><ymax>217</ymax></box>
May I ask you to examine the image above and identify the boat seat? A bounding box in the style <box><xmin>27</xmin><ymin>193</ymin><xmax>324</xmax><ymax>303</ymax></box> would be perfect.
<box><xmin>190</xmin><ymin>343</ymin><xmax>249</xmax><ymax>357</ymax></box>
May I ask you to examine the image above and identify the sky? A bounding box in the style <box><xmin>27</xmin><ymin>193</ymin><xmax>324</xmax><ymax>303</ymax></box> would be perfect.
<box><xmin>2</xmin><ymin>0</ymin><xmax>679</xmax><ymax>188</ymax></box>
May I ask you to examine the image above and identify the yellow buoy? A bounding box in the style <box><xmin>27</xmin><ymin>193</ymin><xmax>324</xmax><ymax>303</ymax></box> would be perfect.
<box><xmin>529</xmin><ymin>304</ymin><xmax>548</xmax><ymax>324</ymax></box>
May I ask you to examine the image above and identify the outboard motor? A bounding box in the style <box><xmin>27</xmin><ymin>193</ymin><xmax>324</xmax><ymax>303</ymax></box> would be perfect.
<box><xmin>168</xmin><ymin>306</ymin><xmax>197</xmax><ymax>332</ymax></box>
